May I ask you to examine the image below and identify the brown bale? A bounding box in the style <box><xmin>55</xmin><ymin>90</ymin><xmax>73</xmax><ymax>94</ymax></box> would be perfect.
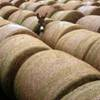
<box><xmin>11</xmin><ymin>0</ymin><xmax>25</xmax><ymax>7</ymax></box>
<box><xmin>55</xmin><ymin>29</ymin><xmax>100</xmax><ymax>60</ymax></box>
<box><xmin>19</xmin><ymin>1</ymin><xmax>31</xmax><ymax>9</ymax></box>
<box><xmin>42</xmin><ymin>21</ymin><xmax>81</xmax><ymax>48</ymax></box>
<box><xmin>8</xmin><ymin>9</ymin><xmax>34</xmax><ymax>24</ymax></box>
<box><xmin>0</xmin><ymin>5</ymin><xmax>19</xmax><ymax>19</ymax></box>
<box><xmin>0</xmin><ymin>23</ymin><xmax>38</xmax><ymax>42</ymax></box>
<box><xmin>35</xmin><ymin>5</ymin><xmax>58</xmax><ymax>18</ymax></box>
<box><xmin>0</xmin><ymin>34</ymin><xmax>50</xmax><ymax>97</ymax></box>
<box><xmin>61</xmin><ymin>0</ymin><xmax>82</xmax><ymax>10</ymax></box>
<box><xmin>82</xmin><ymin>1</ymin><xmax>100</xmax><ymax>6</ymax></box>
<box><xmin>51</xmin><ymin>10</ymin><xmax>84</xmax><ymax>23</ymax></box>
<box><xmin>24</xmin><ymin>2</ymin><xmax>45</xmax><ymax>12</ymax></box>
<box><xmin>85</xmin><ymin>38</ymin><xmax>100</xmax><ymax>71</ymax></box>
<box><xmin>77</xmin><ymin>6</ymin><xmax>100</xmax><ymax>15</ymax></box>
<box><xmin>0</xmin><ymin>17</ymin><xmax>11</xmax><ymax>27</ymax></box>
<box><xmin>61</xmin><ymin>81</ymin><xmax>100</xmax><ymax>100</ymax></box>
<box><xmin>22</xmin><ymin>16</ymin><xmax>38</xmax><ymax>32</ymax></box>
<box><xmin>0</xmin><ymin>2</ymin><xmax>12</xmax><ymax>9</ymax></box>
<box><xmin>14</xmin><ymin>50</ymin><xmax>100</xmax><ymax>100</ymax></box>
<box><xmin>77</xmin><ymin>15</ymin><xmax>100</xmax><ymax>33</ymax></box>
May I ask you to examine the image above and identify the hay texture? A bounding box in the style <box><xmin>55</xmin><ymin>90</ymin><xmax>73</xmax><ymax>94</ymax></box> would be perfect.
<box><xmin>51</xmin><ymin>10</ymin><xmax>84</xmax><ymax>23</ymax></box>
<box><xmin>8</xmin><ymin>9</ymin><xmax>34</xmax><ymax>24</ymax></box>
<box><xmin>0</xmin><ymin>23</ymin><xmax>38</xmax><ymax>42</ymax></box>
<box><xmin>0</xmin><ymin>34</ymin><xmax>50</xmax><ymax>97</ymax></box>
<box><xmin>0</xmin><ymin>5</ymin><xmax>19</xmax><ymax>19</ymax></box>
<box><xmin>77</xmin><ymin>6</ymin><xmax>100</xmax><ymax>15</ymax></box>
<box><xmin>14</xmin><ymin>50</ymin><xmax>100</xmax><ymax>100</ymax></box>
<box><xmin>42</xmin><ymin>21</ymin><xmax>81</xmax><ymax>48</ymax></box>
<box><xmin>61</xmin><ymin>81</ymin><xmax>100</xmax><ymax>100</ymax></box>
<box><xmin>56</xmin><ymin>29</ymin><xmax>100</xmax><ymax>60</ymax></box>
<box><xmin>77</xmin><ymin>15</ymin><xmax>100</xmax><ymax>33</ymax></box>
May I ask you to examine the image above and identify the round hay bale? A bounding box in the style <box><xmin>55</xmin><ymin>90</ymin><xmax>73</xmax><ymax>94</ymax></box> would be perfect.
<box><xmin>77</xmin><ymin>15</ymin><xmax>100</xmax><ymax>33</ymax></box>
<box><xmin>77</xmin><ymin>6</ymin><xmax>100</xmax><ymax>15</ymax></box>
<box><xmin>0</xmin><ymin>17</ymin><xmax>11</xmax><ymax>27</ymax></box>
<box><xmin>22</xmin><ymin>16</ymin><xmax>38</xmax><ymax>32</ymax></box>
<box><xmin>35</xmin><ymin>5</ymin><xmax>58</xmax><ymax>18</ymax></box>
<box><xmin>42</xmin><ymin>21</ymin><xmax>81</xmax><ymax>48</ymax></box>
<box><xmin>8</xmin><ymin>10</ymin><xmax>34</xmax><ymax>24</ymax></box>
<box><xmin>56</xmin><ymin>29</ymin><xmax>100</xmax><ymax>59</ymax></box>
<box><xmin>85</xmin><ymin>38</ymin><xmax>100</xmax><ymax>71</ymax></box>
<box><xmin>35</xmin><ymin>0</ymin><xmax>56</xmax><ymax>5</ymax></box>
<box><xmin>0</xmin><ymin>34</ymin><xmax>50</xmax><ymax>97</ymax></box>
<box><xmin>82</xmin><ymin>1</ymin><xmax>100</xmax><ymax>6</ymax></box>
<box><xmin>0</xmin><ymin>2</ymin><xmax>12</xmax><ymax>9</ymax></box>
<box><xmin>11</xmin><ymin>0</ymin><xmax>25</xmax><ymax>7</ymax></box>
<box><xmin>25</xmin><ymin>2</ymin><xmax>45</xmax><ymax>12</ymax></box>
<box><xmin>61</xmin><ymin>0</ymin><xmax>82</xmax><ymax>10</ymax></box>
<box><xmin>0</xmin><ymin>5</ymin><xmax>19</xmax><ymax>19</ymax></box>
<box><xmin>19</xmin><ymin>1</ymin><xmax>31</xmax><ymax>9</ymax></box>
<box><xmin>61</xmin><ymin>81</ymin><xmax>100</xmax><ymax>100</ymax></box>
<box><xmin>51</xmin><ymin>10</ymin><xmax>84</xmax><ymax>23</ymax></box>
<box><xmin>14</xmin><ymin>50</ymin><xmax>100</xmax><ymax>100</ymax></box>
<box><xmin>0</xmin><ymin>23</ymin><xmax>38</xmax><ymax>42</ymax></box>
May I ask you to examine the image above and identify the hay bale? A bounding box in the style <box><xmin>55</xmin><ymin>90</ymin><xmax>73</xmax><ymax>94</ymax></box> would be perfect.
<box><xmin>35</xmin><ymin>5</ymin><xmax>58</xmax><ymax>18</ymax></box>
<box><xmin>77</xmin><ymin>6</ymin><xmax>100</xmax><ymax>15</ymax></box>
<box><xmin>42</xmin><ymin>21</ymin><xmax>81</xmax><ymax>48</ymax></box>
<box><xmin>19</xmin><ymin>2</ymin><xmax>31</xmax><ymax>9</ymax></box>
<box><xmin>85</xmin><ymin>38</ymin><xmax>100</xmax><ymax>71</ymax></box>
<box><xmin>0</xmin><ymin>34</ymin><xmax>50</xmax><ymax>97</ymax></box>
<box><xmin>11</xmin><ymin>0</ymin><xmax>25</xmax><ymax>7</ymax></box>
<box><xmin>61</xmin><ymin>81</ymin><xmax>100</xmax><ymax>100</ymax></box>
<box><xmin>51</xmin><ymin>10</ymin><xmax>84</xmax><ymax>23</ymax></box>
<box><xmin>14</xmin><ymin>50</ymin><xmax>100</xmax><ymax>100</ymax></box>
<box><xmin>22</xmin><ymin>16</ymin><xmax>38</xmax><ymax>32</ymax></box>
<box><xmin>25</xmin><ymin>2</ymin><xmax>45</xmax><ymax>12</ymax></box>
<box><xmin>0</xmin><ymin>23</ymin><xmax>38</xmax><ymax>42</ymax></box>
<box><xmin>0</xmin><ymin>5</ymin><xmax>19</xmax><ymax>19</ymax></box>
<box><xmin>56</xmin><ymin>29</ymin><xmax>100</xmax><ymax>59</ymax></box>
<box><xmin>82</xmin><ymin>1</ymin><xmax>100</xmax><ymax>6</ymax></box>
<box><xmin>0</xmin><ymin>17</ymin><xmax>11</xmax><ymax>27</ymax></box>
<box><xmin>61</xmin><ymin>0</ymin><xmax>82</xmax><ymax>10</ymax></box>
<box><xmin>77</xmin><ymin>15</ymin><xmax>100</xmax><ymax>32</ymax></box>
<box><xmin>0</xmin><ymin>2</ymin><xmax>12</xmax><ymax>9</ymax></box>
<box><xmin>8</xmin><ymin>10</ymin><xmax>34</xmax><ymax>24</ymax></box>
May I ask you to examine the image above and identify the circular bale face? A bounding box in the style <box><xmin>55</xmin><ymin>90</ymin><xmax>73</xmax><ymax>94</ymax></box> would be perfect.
<box><xmin>35</xmin><ymin>5</ymin><xmax>58</xmax><ymax>18</ymax></box>
<box><xmin>42</xmin><ymin>21</ymin><xmax>81</xmax><ymax>48</ymax></box>
<box><xmin>61</xmin><ymin>81</ymin><xmax>100</xmax><ymax>100</ymax></box>
<box><xmin>77</xmin><ymin>6</ymin><xmax>100</xmax><ymax>15</ymax></box>
<box><xmin>77</xmin><ymin>15</ymin><xmax>100</xmax><ymax>33</ymax></box>
<box><xmin>85</xmin><ymin>38</ymin><xmax>100</xmax><ymax>71</ymax></box>
<box><xmin>0</xmin><ymin>5</ymin><xmax>19</xmax><ymax>19</ymax></box>
<box><xmin>22</xmin><ymin>16</ymin><xmax>38</xmax><ymax>32</ymax></box>
<box><xmin>14</xmin><ymin>50</ymin><xmax>100</xmax><ymax>100</ymax></box>
<box><xmin>51</xmin><ymin>10</ymin><xmax>84</xmax><ymax>23</ymax></box>
<box><xmin>0</xmin><ymin>34</ymin><xmax>50</xmax><ymax>97</ymax></box>
<box><xmin>0</xmin><ymin>17</ymin><xmax>11</xmax><ymax>27</ymax></box>
<box><xmin>56</xmin><ymin>29</ymin><xmax>100</xmax><ymax>60</ymax></box>
<box><xmin>11</xmin><ymin>0</ymin><xmax>26</xmax><ymax>7</ymax></box>
<box><xmin>0</xmin><ymin>23</ymin><xmax>38</xmax><ymax>42</ymax></box>
<box><xmin>8</xmin><ymin>10</ymin><xmax>34</xmax><ymax>24</ymax></box>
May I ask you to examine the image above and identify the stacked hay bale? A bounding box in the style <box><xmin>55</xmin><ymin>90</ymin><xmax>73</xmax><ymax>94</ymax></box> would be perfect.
<box><xmin>14</xmin><ymin>50</ymin><xmax>100</xmax><ymax>100</ymax></box>
<box><xmin>77</xmin><ymin>15</ymin><xmax>100</xmax><ymax>33</ymax></box>
<box><xmin>42</xmin><ymin>21</ymin><xmax>82</xmax><ymax>48</ymax></box>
